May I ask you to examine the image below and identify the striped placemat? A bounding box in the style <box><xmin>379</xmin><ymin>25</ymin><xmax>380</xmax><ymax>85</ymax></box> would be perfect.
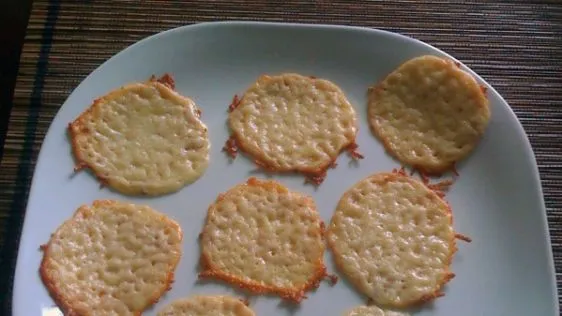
<box><xmin>1</xmin><ymin>0</ymin><xmax>561</xmax><ymax>313</ymax></box>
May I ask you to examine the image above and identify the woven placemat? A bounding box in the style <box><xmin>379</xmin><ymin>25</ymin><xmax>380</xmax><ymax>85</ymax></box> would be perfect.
<box><xmin>1</xmin><ymin>0</ymin><xmax>561</xmax><ymax>313</ymax></box>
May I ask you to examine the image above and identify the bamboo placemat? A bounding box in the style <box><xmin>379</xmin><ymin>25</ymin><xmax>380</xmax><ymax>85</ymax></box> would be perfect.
<box><xmin>1</xmin><ymin>0</ymin><xmax>561</xmax><ymax>313</ymax></box>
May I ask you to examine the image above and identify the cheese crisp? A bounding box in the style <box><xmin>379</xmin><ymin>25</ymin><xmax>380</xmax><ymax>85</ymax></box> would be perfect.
<box><xmin>68</xmin><ymin>75</ymin><xmax>210</xmax><ymax>196</ymax></box>
<box><xmin>40</xmin><ymin>200</ymin><xmax>182</xmax><ymax>315</ymax></box>
<box><xmin>157</xmin><ymin>295</ymin><xmax>255</xmax><ymax>316</ymax></box>
<box><xmin>345</xmin><ymin>305</ymin><xmax>409</xmax><ymax>316</ymax></box>
<box><xmin>199</xmin><ymin>177</ymin><xmax>326</xmax><ymax>302</ymax></box>
<box><xmin>227</xmin><ymin>73</ymin><xmax>359</xmax><ymax>184</ymax></box>
<box><xmin>368</xmin><ymin>55</ymin><xmax>490</xmax><ymax>174</ymax></box>
<box><xmin>327</xmin><ymin>172</ymin><xmax>458</xmax><ymax>308</ymax></box>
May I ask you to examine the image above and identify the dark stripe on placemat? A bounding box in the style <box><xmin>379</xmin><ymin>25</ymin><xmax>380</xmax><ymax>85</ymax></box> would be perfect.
<box><xmin>0</xmin><ymin>0</ymin><xmax>33</xmax><ymax>160</ymax></box>
<box><xmin>0</xmin><ymin>0</ymin><xmax>59</xmax><ymax>313</ymax></box>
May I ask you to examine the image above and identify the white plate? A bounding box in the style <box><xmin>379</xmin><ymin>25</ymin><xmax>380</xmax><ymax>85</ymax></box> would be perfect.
<box><xmin>13</xmin><ymin>22</ymin><xmax>558</xmax><ymax>316</ymax></box>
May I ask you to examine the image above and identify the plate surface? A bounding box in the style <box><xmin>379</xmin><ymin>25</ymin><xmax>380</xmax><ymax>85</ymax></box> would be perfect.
<box><xmin>13</xmin><ymin>22</ymin><xmax>558</xmax><ymax>315</ymax></box>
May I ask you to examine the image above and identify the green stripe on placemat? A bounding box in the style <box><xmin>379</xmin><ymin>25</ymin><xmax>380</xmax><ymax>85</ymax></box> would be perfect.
<box><xmin>1</xmin><ymin>0</ymin><xmax>561</xmax><ymax>314</ymax></box>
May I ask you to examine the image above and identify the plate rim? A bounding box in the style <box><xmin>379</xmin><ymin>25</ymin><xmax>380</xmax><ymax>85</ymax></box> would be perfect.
<box><xmin>12</xmin><ymin>20</ymin><xmax>559</xmax><ymax>314</ymax></box>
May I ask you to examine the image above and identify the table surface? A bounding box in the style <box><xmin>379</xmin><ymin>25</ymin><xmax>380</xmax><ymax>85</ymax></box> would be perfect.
<box><xmin>0</xmin><ymin>0</ymin><xmax>561</xmax><ymax>314</ymax></box>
